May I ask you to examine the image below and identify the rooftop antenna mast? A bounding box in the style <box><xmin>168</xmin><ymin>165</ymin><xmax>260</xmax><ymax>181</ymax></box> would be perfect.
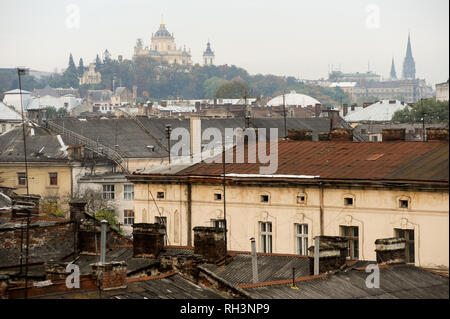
<box><xmin>222</xmin><ymin>136</ymin><xmax>227</xmax><ymax>256</ymax></box>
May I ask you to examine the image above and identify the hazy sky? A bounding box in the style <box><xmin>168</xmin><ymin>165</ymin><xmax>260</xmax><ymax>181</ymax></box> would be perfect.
<box><xmin>0</xmin><ymin>0</ymin><xmax>448</xmax><ymax>85</ymax></box>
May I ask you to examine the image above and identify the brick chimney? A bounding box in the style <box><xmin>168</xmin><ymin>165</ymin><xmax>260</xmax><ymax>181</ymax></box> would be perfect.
<box><xmin>351</xmin><ymin>103</ymin><xmax>357</xmax><ymax>111</ymax></box>
<box><xmin>288</xmin><ymin>129</ymin><xmax>313</xmax><ymax>141</ymax></box>
<box><xmin>132</xmin><ymin>223</ymin><xmax>166</xmax><ymax>258</ymax></box>
<box><xmin>343</xmin><ymin>104</ymin><xmax>348</xmax><ymax>117</ymax></box>
<box><xmin>78</xmin><ymin>221</ymin><xmax>102</xmax><ymax>254</ymax></box>
<box><xmin>69</xmin><ymin>200</ymin><xmax>86</xmax><ymax>224</ymax></box>
<box><xmin>0</xmin><ymin>274</ymin><xmax>8</xmax><ymax>299</ymax></box>
<box><xmin>318</xmin><ymin>133</ymin><xmax>330</xmax><ymax>141</ymax></box>
<box><xmin>375</xmin><ymin>237</ymin><xmax>406</xmax><ymax>265</ymax></box>
<box><xmin>363</xmin><ymin>102</ymin><xmax>371</xmax><ymax>108</ymax></box>
<box><xmin>330</xmin><ymin>129</ymin><xmax>353</xmax><ymax>141</ymax></box>
<box><xmin>426</xmin><ymin>128</ymin><xmax>449</xmax><ymax>141</ymax></box>
<box><xmin>132</xmin><ymin>85</ymin><xmax>137</xmax><ymax>100</ymax></box>
<box><xmin>193</xmin><ymin>226</ymin><xmax>227</xmax><ymax>263</ymax></box>
<box><xmin>308</xmin><ymin>236</ymin><xmax>348</xmax><ymax>275</ymax></box>
<box><xmin>91</xmin><ymin>261</ymin><xmax>127</xmax><ymax>291</ymax></box>
<box><xmin>382</xmin><ymin>128</ymin><xmax>406</xmax><ymax>141</ymax></box>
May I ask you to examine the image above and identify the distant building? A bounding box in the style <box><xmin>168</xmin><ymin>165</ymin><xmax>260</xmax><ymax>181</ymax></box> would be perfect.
<box><xmin>203</xmin><ymin>41</ymin><xmax>215</xmax><ymax>66</ymax></box>
<box><xmin>79</xmin><ymin>63</ymin><xmax>102</xmax><ymax>85</ymax></box>
<box><xmin>436</xmin><ymin>80</ymin><xmax>449</xmax><ymax>102</ymax></box>
<box><xmin>2</xmin><ymin>89</ymin><xmax>32</xmax><ymax>112</ymax></box>
<box><xmin>0</xmin><ymin>101</ymin><xmax>22</xmax><ymax>134</ymax></box>
<box><xmin>390</xmin><ymin>57</ymin><xmax>398</xmax><ymax>80</ymax></box>
<box><xmin>267</xmin><ymin>90</ymin><xmax>321</xmax><ymax>108</ymax></box>
<box><xmin>133</xmin><ymin>18</ymin><xmax>192</xmax><ymax>65</ymax></box>
<box><xmin>402</xmin><ymin>33</ymin><xmax>416</xmax><ymax>79</ymax></box>
<box><xmin>344</xmin><ymin>99</ymin><xmax>410</xmax><ymax>122</ymax></box>
<box><xmin>328</xmin><ymin>71</ymin><xmax>381</xmax><ymax>84</ymax></box>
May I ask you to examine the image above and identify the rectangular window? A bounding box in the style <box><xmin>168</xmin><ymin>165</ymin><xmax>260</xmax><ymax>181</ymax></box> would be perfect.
<box><xmin>260</xmin><ymin>221</ymin><xmax>273</xmax><ymax>253</ymax></box>
<box><xmin>371</xmin><ymin>135</ymin><xmax>378</xmax><ymax>142</ymax></box>
<box><xmin>297</xmin><ymin>195</ymin><xmax>306</xmax><ymax>204</ymax></box>
<box><xmin>260</xmin><ymin>195</ymin><xmax>269</xmax><ymax>203</ymax></box>
<box><xmin>344</xmin><ymin>197</ymin><xmax>354</xmax><ymax>206</ymax></box>
<box><xmin>295</xmin><ymin>224</ymin><xmax>309</xmax><ymax>255</ymax></box>
<box><xmin>396</xmin><ymin>229</ymin><xmax>415</xmax><ymax>263</ymax></box>
<box><xmin>49</xmin><ymin>172</ymin><xmax>58</xmax><ymax>186</ymax></box>
<box><xmin>1</xmin><ymin>124</ymin><xmax>6</xmax><ymax>132</ymax></box>
<box><xmin>214</xmin><ymin>193</ymin><xmax>222</xmax><ymax>201</ymax></box>
<box><xmin>123</xmin><ymin>184</ymin><xmax>134</xmax><ymax>200</ymax></box>
<box><xmin>17</xmin><ymin>172</ymin><xmax>26</xmax><ymax>186</ymax></box>
<box><xmin>211</xmin><ymin>219</ymin><xmax>226</xmax><ymax>229</ymax></box>
<box><xmin>341</xmin><ymin>226</ymin><xmax>359</xmax><ymax>260</ymax></box>
<box><xmin>155</xmin><ymin>216</ymin><xmax>168</xmax><ymax>246</ymax></box>
<box><xmin>399</xmin><ymin>199</ymin><xmax>409</xmax><ymax>209</ymax></box>
<box><xmin>157</xmin><ymin>191</ymin><xmax>165</xmax><ymax>199</ymax></box>
<box><xmin>123</xmin><ymin>210</ymin><xmax>135</xmax><ymax>225</ymax></box>
<box><xmin>102</xmin><ymin>184</ymin><xmax>115</xmax><ymax>200</ymax></box>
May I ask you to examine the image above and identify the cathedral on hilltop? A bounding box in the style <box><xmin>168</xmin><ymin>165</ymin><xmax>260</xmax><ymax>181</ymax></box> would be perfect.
<box><xmin>134</xmin><ymin>18</ymin><xmax>192</xmax><ymax>65</ymax></box>
<box><xmin>134</xmin><ymin>18</ymin><xmax>216</xmax><ymax>66</ymax></box>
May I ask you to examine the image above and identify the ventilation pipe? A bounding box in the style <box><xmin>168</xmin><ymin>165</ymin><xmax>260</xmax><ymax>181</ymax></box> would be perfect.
<box><xmin>100</xmin><ymin>220</ymin><xmax>108</xmax><ymax>264</ymax></box>
<box><xmin>250</xmin><ymin>237</ymin><xmax>259</xmax><ymax>283</ymax></box>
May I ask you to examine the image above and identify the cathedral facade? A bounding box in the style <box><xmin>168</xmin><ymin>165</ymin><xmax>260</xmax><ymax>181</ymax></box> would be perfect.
<box><xmin>134</xmin><ymin>19</ymin><xmax>192</xmax><ymax>65</ymax></box>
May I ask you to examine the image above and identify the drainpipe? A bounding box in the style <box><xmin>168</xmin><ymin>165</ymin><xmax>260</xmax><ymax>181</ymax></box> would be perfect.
<box><xmin>187</xmin><ymin>182</ymin><xmax>192</xmax><ymax>246</ymax></box>
<box><xmin>314</xmin><ymin>236</ymin><xmax>320</xmax><ymax>275</ymax></box>
<box><xmin>100</xmin><ymin>220</ymin><xmax>108</xmax><ymax>264</ymax></box>
<box><xmin>319</xmin><ymin>183</ymin><xmax>324</xmax><ymax>235</ymax></box>
<box><xmin>250</xmin><ymin>237</ymin><xmax>259</xmax><ymax>283</ymax></box>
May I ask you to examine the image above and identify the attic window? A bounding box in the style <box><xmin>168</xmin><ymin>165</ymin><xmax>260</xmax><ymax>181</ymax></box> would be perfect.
<box><xmin>157</xmin><ymin>191</ymin><xmax>165</xmax><ymax>199</ymax></box>
<box><xmin>260</xmin><ymin>195</ymin><xmax>269</xmax><ymax>203</ymax></box>
<box><xmin>297</xmin><ymin>195</ymin><xmax>306</xmax><ymax>204</ymax></box>
<box><xmin>214</xmin><ymin>193</ymin><xmax>222</xmax><ymax>201</ymax></box>
<box><xmin>344</xmin><ymin>197</ymin><xmax>354</xmax><ymax>206</ymax></box>
<box><xmin>399</xmin><ymin>199</ymin><xmax>409</xmax><ymax>209</ymax></box>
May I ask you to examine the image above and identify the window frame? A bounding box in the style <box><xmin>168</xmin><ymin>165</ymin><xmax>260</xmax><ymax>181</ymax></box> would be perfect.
<box><xmin>17</xmin><ymin>172</ymin><xmax>27</xmax><ymax>186</ymax></box>
<box><xmin>102</xmin><ymin>184</ymin><xmax>115</xmax><ymax>200</ymax></box>
<box><xmin>340</xmin><ymin>226</ymin><xmax>359</xmax><ymax>260</ymax></box>
<box><xmin>260</xmin><ymin>221</ymin><xmax>273</xmax><ymax>253</ymax></box>
<box><xmin>395</xmin><ymin>228</ymin><xmax>415</xmax><ymax>264</ymax></box>
<box><xmin>123</xmin><ymin>210</ymin><xmax>135</xmax><ymax>225</ymax></box>
<box><xmin>295</xmin><ymin>223</ymin><xmax>309</xmax><ymax>255</ymax></box>
<box><xmin>156</xmin><ymin>191</ymin><xmax>165</xmax><ymax>199</ymax></box>
<box><xmin>123</xmin><ymin>184</ymin><xmax>134</xmax><ymax>200</ymax></box>
<box><xmin>49</xmin><ymin>172</ymin><xmax>58</xmax><ymax>186</ymax></box>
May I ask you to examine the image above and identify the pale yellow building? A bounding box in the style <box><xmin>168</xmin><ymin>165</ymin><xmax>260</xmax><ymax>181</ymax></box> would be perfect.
<box><xmin>134</xmin><ymin>19</ymin><xmax>192</xmax><ymax>65</ymax></box>
<box><xmin>79</xmin><ymin>63</ymin><xmax>102</xmax><ymax>86</ymax></box>
<box><xmin>128</xmin><ymin>136</ymin><xmax>449</xmax><ymax>269</ymax></box>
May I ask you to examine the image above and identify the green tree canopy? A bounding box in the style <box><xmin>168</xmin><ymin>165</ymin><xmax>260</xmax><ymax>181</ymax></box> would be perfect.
<box><xmin>215</xmin><ymin>77</ymin><xmax>250</xmax><ymax>99</ymax></box>
<box><xmin>392</xmin><ymin>99</ymin><xmax>449</xmax><ymax>123</ymax></box>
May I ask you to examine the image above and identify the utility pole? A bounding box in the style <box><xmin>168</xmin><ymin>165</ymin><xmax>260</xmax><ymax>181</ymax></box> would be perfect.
<box><xmin>18</xmin><ymin>67</ymin><xmax>31</xmax><ymax>299</ymax></box>
<box><xmin>222</xmin><ymin>138</ymin><xmax>227</xmax><ymax>256</ymax></box>
<box><xmin>282</xmin><ymin>89</ymin><xmax>287</xmax><ymax>138</ymax></box>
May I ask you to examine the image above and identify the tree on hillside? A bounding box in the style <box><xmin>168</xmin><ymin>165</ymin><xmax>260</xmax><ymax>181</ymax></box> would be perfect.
<box><xmin>95</xmin><ymin>54</ymin><xmax>102</xmax><ymax>71</ymax></box>
<box><xmin>215</xmin><ymin>77</ymin><xmax>251</xmax><ymax>99</ymax></box>
<box><xmin>78</xmin><ymin>58</ymin><xmax>85</xmax><ymax>76</ymax></box>
<box><xmin>68</xmin><ymin>53</ymin><xmax>77</xmax><ymax>73</ymax></box>
<box><xmin>203</xmin><ymin>76</ymin><xmax>227</xmax><ymax>98</ymax></box>
<box><xmin>392</xmin><ymin>99</ymin><xmax>449</xmax><ymax>123</ymax></box>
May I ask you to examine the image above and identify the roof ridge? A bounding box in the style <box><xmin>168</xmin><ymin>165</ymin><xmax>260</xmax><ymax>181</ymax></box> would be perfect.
<box><xmin>237</xmin><ymin>273</ymin><xmax>327</xmax><ymax>289</ymax></box>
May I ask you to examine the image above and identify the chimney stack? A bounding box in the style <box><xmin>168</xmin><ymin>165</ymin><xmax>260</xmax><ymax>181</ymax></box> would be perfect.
<box><xmin>314</xmin><ymin>104</ymin><xmax>322</xmax><ymax>117</ymax></box>
<box><xmin>288</xmin><ymin>129</ymin><xmax>313</xmax><ymax>141</ymax></box>
<box><xmin>308</xmin><ymin>236</ymin><xmax>348</xmax><ymax>275</ymax></box>
<box><xmin>100</xmin><ymin>220</ymin><xmax>108</xmax><ymax>264</ymax></box>
<box><xmin>375</xmin><ymin>237</ymin><xmax>406</xmax><ymax>265</ymax></box>
<box><xmin>190</xmin><ymin>117</ymin><xmax>201</xmax><ymax>159</ymax></box>
<box><xmin>382</xmin><ymin>128</ymin><xmax>406</xmax><ymax>141</ymax></box>
<box><xmin>250</xmin><ymin>238</ymin><xmax>259</xmax><ymax>283</ymax></box>
<box><xmin>363</xmin><ymin>102</ymin><xmax>371</xmax><ymax>108</ymax></box>
<box><xmin>343</xmin><ymin>104</ymin><xmax>348</xmax><ymax>117</ymax></box>
<box><xmin>69</xmin><ymin>200</ymin><xmax>86</xmax><ymax>224</ymax></box>
<box><xmin>426</xmin><ymin>128</ymin><xmax>449</xmax><ymax>141</ymax></box>
<box><xmin>91</xmin><ymin>261</ymin><xmax>127</xmax><ymax>291</ymax></box>
<box><xmin>330</xmin><ymin>129</ymin><xmax>353</xmax><ymax>141</ymax></box>
<box><xmin>132</xmin><ymin>223</ymin><xmax>166</xmax><ymax>258</ymax></box>
<box><xmin>193</xmin><ymin>226</ymin><xmax>227</xmax><ymax>263</ymax></box>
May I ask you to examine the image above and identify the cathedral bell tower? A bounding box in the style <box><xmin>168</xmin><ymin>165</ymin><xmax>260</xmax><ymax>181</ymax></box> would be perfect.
<box><xmin>203</xmin><ymin>41</ymin><xmax>215</xmax><ymax>66</ymax></box>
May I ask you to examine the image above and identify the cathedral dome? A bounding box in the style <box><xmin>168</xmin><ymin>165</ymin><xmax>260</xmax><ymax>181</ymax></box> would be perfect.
<box><xmin>267</xmin><ymin>90</ymin><xmax>321</xmax><ymax>107</ymax></box>
<box><xmin>154</xmin><ymin>23</ymin><xmax>172</xmax><ymax>37</ymax></box>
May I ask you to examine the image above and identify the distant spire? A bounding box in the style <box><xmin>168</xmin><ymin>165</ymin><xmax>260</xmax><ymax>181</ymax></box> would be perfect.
<box><xmin>402</xmin><ymin>32</ymin><xmax>416</xmax><ymax>79</ymax></box>
<box><xmin>161</xmin><ymin>14</ymin><xmax>164</xmax><ymax>25</ymax></box>
<box><xmin>390</xmin><ymin>57</ymin><xmax>397</xmax><ymax>79</ymax></box>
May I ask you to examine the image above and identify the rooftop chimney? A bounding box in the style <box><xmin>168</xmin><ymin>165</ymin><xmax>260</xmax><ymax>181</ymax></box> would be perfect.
<box><xmin>250</xmin><ymin>237</ymin><xmax>259</xmax><ymax>283</ymax></box>
<box><xmin>308</xmin><ymin>236</ymin><xmax>348</xmax><ymax>275</ymax></box>
<box><xmin>69</xmin><ymin>200</ymin><xmax>86</xmax><ymax>224</ymax></box>
<box><xmin>314</xmin><ymin>104</ymin><xmax>322</xmax><ymax>117</ymax></box>
<box><xmin>382</xmin><ymin>128</ymin><xmax>406</xmax><ymax>141</ymax></box>
<box><xmin>426</xmin><ymin>128</ymin><xmax>449</xmax><ymax>141</ymax></box>
<box><xmin>100</xmin><ymin>220</ymin><xmax>108</xmax><ymax>264</ymax></box>
<box><xmin>190</xmin><ymin>117</ymin><xmax>201</xmax><ymax>159</ymax></box>
<box><xmin>375</xmin><ymin>237</ymin><xmax>406</xmax><ymax>265</ymax></box>
<box><xmin>91</xmin><ymin>261</ymin><xmax>127</xmax><ymax>291</ymax></box>
<box><xmin>351</xmin><ymin>103</ymin><xmax>357</xmax><ymax>111</ymax></box>
<box><xmin>330</xmin><ymin>129</ymin><xmax>353</xmax><ymax>141</ymax></box>
<box><xmin>343</xmin><ymin>104</ymin><xmax>349</xmax><ymax>117</ymax></box>
<box><xmin>363</xmin><ymin>102</ymin><xmax>371</xmax><ymax>108</ymax></box>
<box><xmin>132</xmin><ymin>223</ymin><xmax>166</xmax><ymax>258</ymax></box>
<box><xmin>193</xmin><ymin>225</ymin><xmax>227</xmax><ymax>263</ymax></box>
<box><xmin>288</xmin><ymin>129</ymin><xmax>313</xmax><ymax>141</ymax></box>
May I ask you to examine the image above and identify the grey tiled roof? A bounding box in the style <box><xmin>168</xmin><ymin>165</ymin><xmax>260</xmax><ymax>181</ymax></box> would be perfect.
<box><xmin>244</xmin><ymin>264</ymin><xmax>449</xmax><ymax>299</ymax></box>
<box><xmin>200</xmin><ymin>253</ymin><xmax>310</xmax><ymax>286</ymax></box>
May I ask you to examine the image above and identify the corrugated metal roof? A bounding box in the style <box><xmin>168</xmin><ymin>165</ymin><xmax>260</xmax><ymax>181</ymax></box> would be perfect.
<box><xmin>243</xmin><ymin>264</ymin><xmax>449</xmax><ymax>299</ymax></box>
<box><xmin>178</xmin><ymin>140</ymin><xmax>449</xmax><ymax>183</ymax></box>
<box><xmin>200</xmin><ymin>253</ymin><xmax>310</xmax><ymax>286</ymax></box>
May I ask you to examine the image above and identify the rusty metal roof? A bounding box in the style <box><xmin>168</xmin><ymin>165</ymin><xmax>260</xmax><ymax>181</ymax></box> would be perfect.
<box><xmin>177</xmin><ymin>140</ymin><xmax>449</xmax><ymax>183</ymax></box>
